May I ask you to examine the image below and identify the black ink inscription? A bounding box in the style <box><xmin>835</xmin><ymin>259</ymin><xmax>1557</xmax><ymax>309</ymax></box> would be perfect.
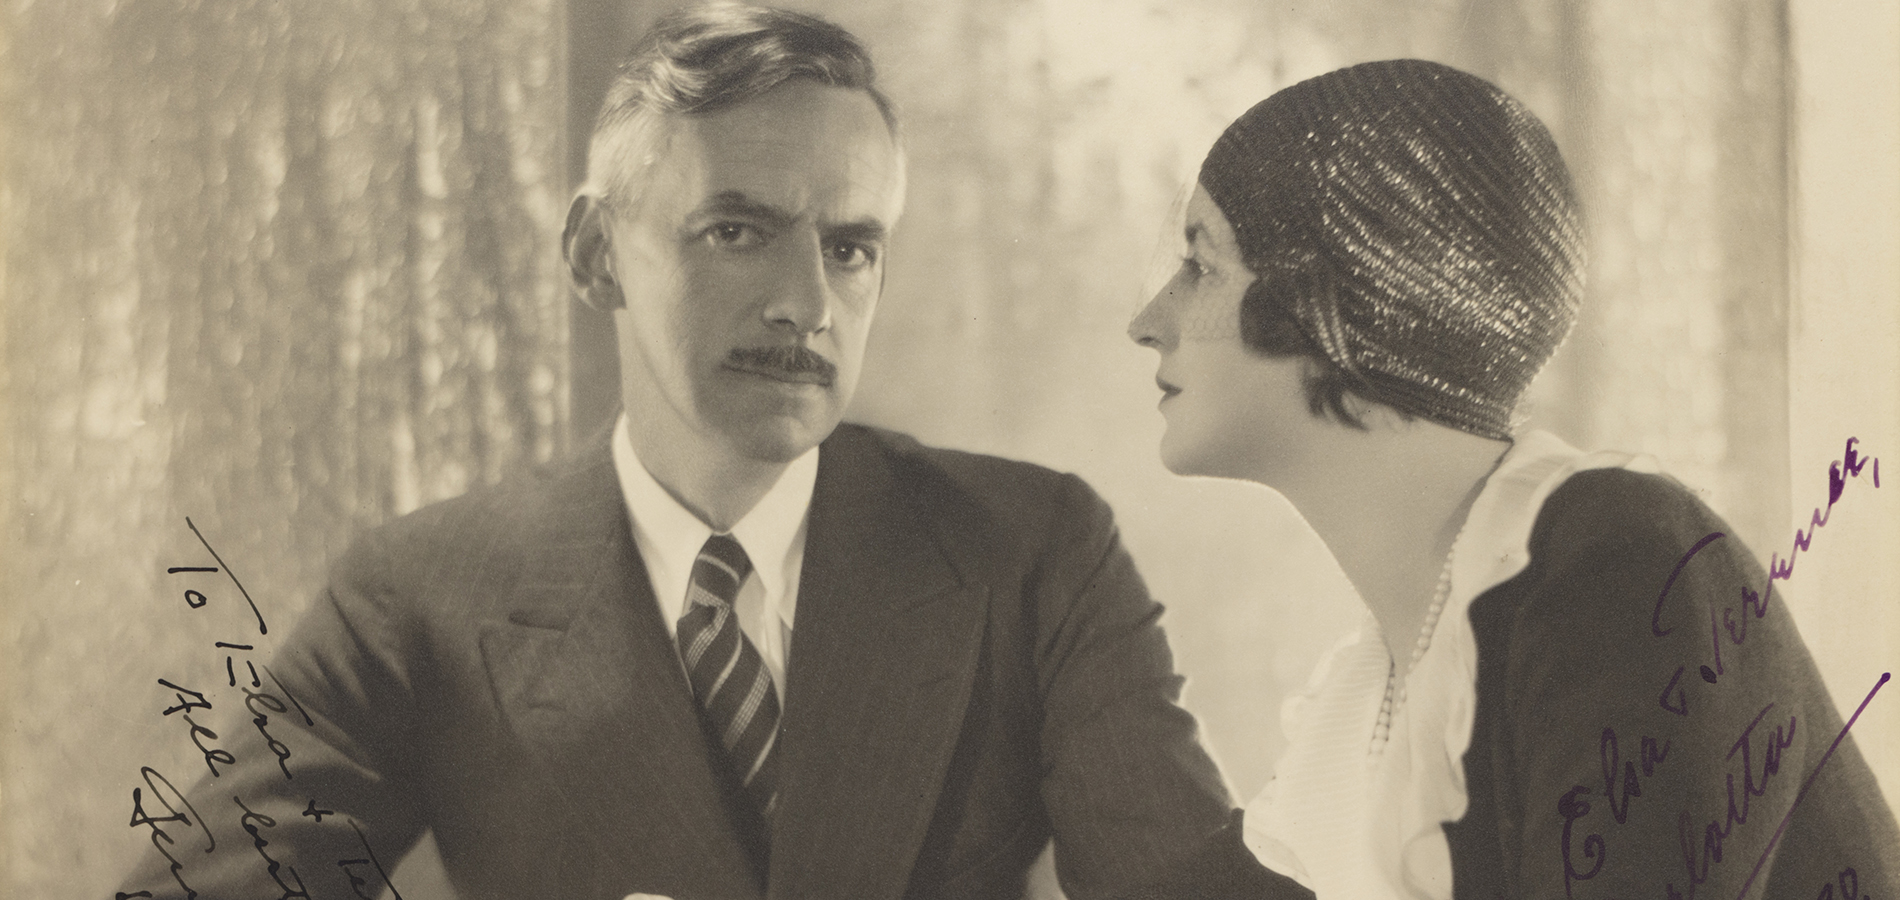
<box><xmin>158</xmin><ymin>679</ymin><xmax>235</xmax><ymax>776</ymax></box>
<box><xmin>243</xmin><ymin>686</ymin><xmax>296</xmax><ymax>779</ymax></box>
<box><xmin>261</xmin><ymin>664</ymin><xmax>315</xmax><ymax>727</ymax></box>
<box><xmin>337</xmin><ymin>818</ymin><xmax>405</xmax><ymax>900</ymax></box>
<box><xmin>157</xmin><ymin>679</ymin><xmax>211</xmax><ymax>717</ymax></box>
<box><xmin>185</xmin><ymin>517</ymin><xmax>269</xmax><ymax>635</ymax></box>
<box><xmin>123</xmin><ymin>768</ymin><xmax>212</xmax><ymax>900</ymax></box>
<box><xmin>234</xmin><ymin>795</ymin><xmax>310</xmax><ymax>899</ymax></box>
<box><xmin>219</xmin><ymin>642</ymin><xmax>260</xmax><ymax>688</ymax></box>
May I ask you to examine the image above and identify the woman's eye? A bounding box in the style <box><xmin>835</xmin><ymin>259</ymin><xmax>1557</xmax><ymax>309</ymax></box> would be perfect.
<box><xmin>1180</xmin><ymin>256</ymin><xmax>1208</xmax><ymax>280</ymax></box>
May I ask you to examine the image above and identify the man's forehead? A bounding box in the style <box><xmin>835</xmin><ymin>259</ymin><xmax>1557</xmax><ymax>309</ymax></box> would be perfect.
<box><xmin>649</xmin><ymin>83</ymin><xmax>906</xmax><ymax>226</ymax></box>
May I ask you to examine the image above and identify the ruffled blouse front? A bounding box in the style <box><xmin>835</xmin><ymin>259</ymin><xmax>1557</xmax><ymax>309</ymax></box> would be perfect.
<box><xmin>1243</xmin><ymin>431</ymin><xmax>1658</xmax><ymax>899</ymax></box>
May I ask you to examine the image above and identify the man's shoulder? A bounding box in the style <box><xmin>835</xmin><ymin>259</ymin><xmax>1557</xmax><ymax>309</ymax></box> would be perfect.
<box><xmin>831</xmin><ymin>422</ymin><xmax>1102</xmax><ymax>513</ymax></box>
<box><xmin>336</xmin><ymin>443</ymin><xmax>621</xmax><ymax>585</ymax></box>
<box><xmin>834</xmin><ymin>422</ymin><xmax>1076</xmax><ymax>490</ymax></box>
<box><xmin>826</xmin><ymin>422</ymin><xmax>1119</xmax><ymax>557</ymax></box>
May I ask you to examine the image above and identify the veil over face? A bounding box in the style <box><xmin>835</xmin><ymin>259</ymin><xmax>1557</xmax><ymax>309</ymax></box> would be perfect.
<box><xmin>1130</xmin><ymin>186</ymin><xmax>1330</xmax><ymax>482</ymax></box>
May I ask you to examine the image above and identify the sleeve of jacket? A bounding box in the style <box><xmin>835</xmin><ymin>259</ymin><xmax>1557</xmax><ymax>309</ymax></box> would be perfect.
<box><xmin>115</xmin><ymin>527</ymin><xmax>429</xmax><ymax>900</ymax></box>
<box><xmin>1484</xmin><ymin>471</ymin><xmax>1898</xmax><ymax>900</ymax></box>
<box><xmin>1029</xmin><ymin>472</ymin><xmax>1312</xmax><ymax>900</ymax></box>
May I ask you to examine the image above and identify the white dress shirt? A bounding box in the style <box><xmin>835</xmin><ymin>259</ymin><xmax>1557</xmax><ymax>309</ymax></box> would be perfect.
<box><xmin>610</xmin><ymin>414</ymin><xmax>818</xmax><ymax>701</ymax></box>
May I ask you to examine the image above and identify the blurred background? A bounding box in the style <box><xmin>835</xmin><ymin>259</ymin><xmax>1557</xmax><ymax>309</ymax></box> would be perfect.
<box><xmin>4</xmin><ymin>0</ymin><xmax>1896</xmax><ymax>897</ymax></box>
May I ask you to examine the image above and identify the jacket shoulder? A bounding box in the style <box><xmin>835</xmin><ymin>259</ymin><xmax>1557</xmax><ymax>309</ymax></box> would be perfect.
<box><xmin>329</xmin><ymin>445</ymin><xmax>619</xmax><ymax>595</ymax></box>
<box><xmin>830</xmin><ymin>423</ymin><xmax>1121</xmax><ymax>575</ymax></box>
<box><xmin>1473</xmin><ymin>467</ymin><xmax>1753</xmax><ymax>644</ymax></box>
<box><xmin>836</xmin><ymin>423</ymin><xmax>1109</xmax><ymax>522</ymax></box>
<box><xmin>1528</xmin><ymin>467</ymin><xmax>1730</xmax><ymax>556</ymax></box>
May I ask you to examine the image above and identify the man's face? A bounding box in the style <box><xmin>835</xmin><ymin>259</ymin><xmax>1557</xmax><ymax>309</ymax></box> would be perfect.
<box><xmin>597</xmin><ymin>81</ymin><xmax>905</xmax><ymax>465</ymax></box>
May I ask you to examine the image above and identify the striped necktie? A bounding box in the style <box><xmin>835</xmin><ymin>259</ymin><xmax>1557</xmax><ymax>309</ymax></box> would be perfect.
<box><xmin>676</xmin><ymin>534</ymin><xmax>781</xmax><ymax>820</ymax></box>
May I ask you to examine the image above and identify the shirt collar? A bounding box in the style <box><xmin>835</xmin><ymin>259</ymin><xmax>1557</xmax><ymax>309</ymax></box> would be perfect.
<box><xmin>610</xmin><ymin>414</ymin><xmax>818</xmax><ymax>629</ymax></box>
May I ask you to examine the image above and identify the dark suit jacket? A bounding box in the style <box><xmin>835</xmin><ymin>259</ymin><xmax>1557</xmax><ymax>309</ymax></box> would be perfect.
<box><xmin>121</xmin><ymin>423</ymin><xmax>1299</xmax><ymax>900</ymax></box>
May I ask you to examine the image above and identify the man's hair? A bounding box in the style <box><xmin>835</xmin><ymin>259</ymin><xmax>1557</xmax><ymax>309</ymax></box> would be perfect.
<box><xmin>584</xmin><ymin>4</ymin><xmax>899</xmax><ymax>210</ymax></box>
<box><xmin>1199</xmin><ymin>60</ymin><xmax>1583</xmax><ymax>440</ymax></box>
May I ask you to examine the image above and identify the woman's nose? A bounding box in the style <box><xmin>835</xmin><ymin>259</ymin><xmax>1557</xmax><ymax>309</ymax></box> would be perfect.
<box><xmin>1128</xmin><ymin>290</ymin><xmax>1175</xmax><ymax>349</ymax></box>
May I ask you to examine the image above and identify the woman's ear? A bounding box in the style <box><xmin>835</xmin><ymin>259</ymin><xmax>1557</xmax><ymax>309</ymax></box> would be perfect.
<box><xmin>562</xmin><ymin>194</ymin><xmax>625</xmax><ymax>312</ymax></box>
<box><xmin>1296</xmin><ymin>356</ymin><xmax>1395</xmax><ymax>432</ymax></box>
<box><xmin>1338</xmin><ymin>386</ymin><xmax>1418</xmax><ymax>432</ymax></box>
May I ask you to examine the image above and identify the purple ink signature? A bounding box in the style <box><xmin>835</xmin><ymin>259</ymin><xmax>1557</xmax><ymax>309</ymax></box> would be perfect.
<box><xmin>1559</xmin><ymin>437</ymin><xmax>1887</xmax><ymax>900</ymax></box>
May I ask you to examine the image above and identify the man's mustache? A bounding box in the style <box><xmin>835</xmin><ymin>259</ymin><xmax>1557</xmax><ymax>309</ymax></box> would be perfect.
<box><xmin>726</xmin><ymin>345</ymin><xmax>838</xmax><ymax>384</ymax></box>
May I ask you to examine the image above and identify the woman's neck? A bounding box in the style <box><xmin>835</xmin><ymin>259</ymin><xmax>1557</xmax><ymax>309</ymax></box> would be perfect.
<box><xmin>1276</xmin><ymin>426</ymin><xmax>1509</xmax><ymax>668</ymax></box>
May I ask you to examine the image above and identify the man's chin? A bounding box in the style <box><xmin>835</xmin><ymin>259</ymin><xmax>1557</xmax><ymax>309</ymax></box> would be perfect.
<box><xmin>726</xmin><ymin>415</ymin><xmax>840</xmax><ymax>464</ymax></box>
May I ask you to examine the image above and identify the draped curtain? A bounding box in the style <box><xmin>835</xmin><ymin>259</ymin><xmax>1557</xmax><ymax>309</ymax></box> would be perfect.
<box><xmin>3</xmin><ymin>1</ymin><xmax>1806</xmax><ymax>897</ymax></box>
<box><xmin>3</xmin><ymin>1</ymin><xmax>567</xmax><ymax>894</ymax></box>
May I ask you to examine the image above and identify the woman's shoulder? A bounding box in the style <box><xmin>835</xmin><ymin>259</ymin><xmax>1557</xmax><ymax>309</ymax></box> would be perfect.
<box><xmin>1488</xmin><ymin>467</ymin><xmax>1757</xmax><ymax>616</ymax></box>
<box><xmin>1466</xmin><ymin>464</ymin><xmax>1770</xmax><ymax>688</ymax></box>
<box><xmin>1525</xmin><ymin>467</ymin><xmax>1730</xmax><ymax>561</ymax></box>
<box><xmin>1459</xmin><ymin>467</ymin><xmax>1895</xmax><ymax>899</ymax></box>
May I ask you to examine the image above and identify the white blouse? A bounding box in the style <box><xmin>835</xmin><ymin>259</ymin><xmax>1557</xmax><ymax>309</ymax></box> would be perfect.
<box><xmin>1243</xmin><ymin>431</ymin><xmax>1658</xmax><ymax>899</ymax></box>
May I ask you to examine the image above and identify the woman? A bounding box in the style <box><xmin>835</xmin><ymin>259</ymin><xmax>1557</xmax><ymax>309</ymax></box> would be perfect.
<box><xmin>1128</xmin><ymin>60</ymin><xmax>1897</xmax><ymax>899</ymax></box>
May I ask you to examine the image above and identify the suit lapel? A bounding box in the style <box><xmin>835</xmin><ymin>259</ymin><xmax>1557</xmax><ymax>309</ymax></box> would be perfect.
<box><xmin>768</xmin><ymin>427</ymin><xmax>988</xmax><ymax>900</ymax></box>
<box><xmin>478</xmin><ymin>447</ymin><xmax>765</xmax><ymax>897</ymax></box>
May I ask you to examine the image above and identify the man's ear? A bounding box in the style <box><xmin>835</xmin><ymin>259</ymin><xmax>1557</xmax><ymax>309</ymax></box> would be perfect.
<box><xmin>563</xmin><ymin>193</ymin><xmax>625</xmax><ymax>312</ymax></box>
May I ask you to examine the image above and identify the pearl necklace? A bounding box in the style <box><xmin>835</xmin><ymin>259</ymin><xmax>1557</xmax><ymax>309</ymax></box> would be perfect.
<box><xmin>1370</xmin><ymin>541</ymin><xmax>1458</xmax><ymax>753</ymax></box>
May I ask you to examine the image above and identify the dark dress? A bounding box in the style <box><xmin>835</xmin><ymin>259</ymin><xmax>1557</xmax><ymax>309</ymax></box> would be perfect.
<box><xmin>1448</xmin><ymin>468</ymin><xmax>1899</xmax><ymax>899</ymax></box>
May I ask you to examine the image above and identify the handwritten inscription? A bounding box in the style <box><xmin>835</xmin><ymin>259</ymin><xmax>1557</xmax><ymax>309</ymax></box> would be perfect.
<box><xmin>1652</xmin><ymin>437</ymin><xmax>1879</xmax><ymax>702</ymax></box>
<box><xmin>116</xmin><ymin>518</ymin><xmax>402</xmax><ymax>900</ymax></box>
<box><xmin>1558</xmin><ymin>437</ymin><xmax>1886</xmax><ymax>900</ymax></box>
<box><xmin>156</xmin><ymin>679</ymin><xmax>234</xmax><ymax>777</ymax></box>
<box><xmin>119</xmin><ymin>768</ymin><xmax>213</xmax><ymax>900</ymax></box>
<box><xmin>1674</xmin><ymin>705</ymin><xmax>1798</xmax><ymax>900</ymax></box>
<box><xmin>1602</xmin><ymin>727</ymin><xmax>1672</xmax><ymax>826</ymax></box>
<box><xmin>1815</xmin><ymin>867</ymin><xmax>1867</xmax><ymax>900</ymax></box>
<box><xmin>235</xmin><ymin>795</ymin><xmax>310</xmax><ymax>898</ymax></box>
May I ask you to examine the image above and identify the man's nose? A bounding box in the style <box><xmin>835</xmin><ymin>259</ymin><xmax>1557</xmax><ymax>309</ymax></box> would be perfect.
<box><xmin>763</xmin><ymin>236</ymin><xmax>834</xmax><ymax>336</ymax></box>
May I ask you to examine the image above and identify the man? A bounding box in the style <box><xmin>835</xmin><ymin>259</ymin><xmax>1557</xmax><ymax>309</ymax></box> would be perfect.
<box><xmin>119</xmin><ymin>7</ymin><xmax>1304</xmax><ymax>899</ymax></box>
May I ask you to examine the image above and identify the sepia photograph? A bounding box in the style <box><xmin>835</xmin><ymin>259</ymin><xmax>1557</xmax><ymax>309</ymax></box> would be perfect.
<box><xmin>3</xmin><ymin>0</ymin><xmax>1897</xmax><ymax>898</ymax></box>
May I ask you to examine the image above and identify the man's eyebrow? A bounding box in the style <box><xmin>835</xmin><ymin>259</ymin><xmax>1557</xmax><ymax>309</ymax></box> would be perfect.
<box><xmin>1183</xmin><ymin>221</ymin><xmax>1207</xmax><ymax>247</ymax></box>
<box><xmin>691</xmin><ymin>191</ymin><xmax>794</xmax><ymax>227</ymax></box>
<box><xmin>691</xmin><ymin>191</ymin><xmax>889</xmax><ymax>243</ymax></box>
<box><xmin>826</xmin><ymin>220</ymin><xmax>889</xmax><ymax>245</ymax></box>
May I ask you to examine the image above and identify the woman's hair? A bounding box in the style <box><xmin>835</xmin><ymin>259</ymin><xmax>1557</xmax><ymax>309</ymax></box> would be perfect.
<box><xmin>1199</xmin><ymin>59</ymin><xmax>1583</xmax><ymax>440</ymax></box>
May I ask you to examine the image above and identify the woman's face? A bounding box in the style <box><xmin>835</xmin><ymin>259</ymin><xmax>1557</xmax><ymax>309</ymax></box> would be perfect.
<box><xmin>1128</xmin><ymin>185</ymin><xmax>1318</xmax><ymax>482</ymax></box>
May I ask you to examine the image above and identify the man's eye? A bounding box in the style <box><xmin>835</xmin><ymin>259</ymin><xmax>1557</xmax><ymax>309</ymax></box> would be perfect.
<box><xmin>1178</xmin><ymin>256</ymin><xmax>1207</xmax><ymax>281</ymax></box>
<box><xmin>704</xmin><ymin>223</ymin><xmax>763</xmax><ymax>248</ymax></box>
<box><xmin>825</xmin><ymin>241</ymin><xmax>878</xmax><ymax>270</ymax></box>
